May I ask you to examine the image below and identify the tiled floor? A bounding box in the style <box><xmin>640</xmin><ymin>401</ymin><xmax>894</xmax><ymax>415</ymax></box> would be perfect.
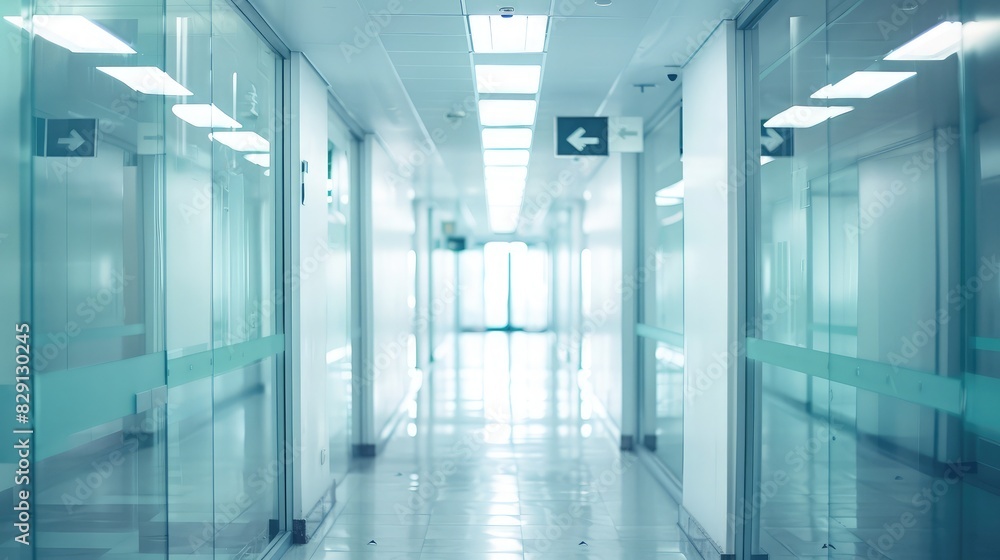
<box><xmin>281</xmin><ymin>332</ymin><xmax>695</xmax><ymax>560</ymax></box>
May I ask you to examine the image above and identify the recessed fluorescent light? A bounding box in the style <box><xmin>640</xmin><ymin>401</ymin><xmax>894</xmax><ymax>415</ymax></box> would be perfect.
<box><xmin>811</xmin><ymin>71</ymin><xmax>916</xmax><ymax>99</ymax></box>
<box><xmin>97</xmin><ymin>66</ymin><xmax>193</xmax><ymax>96</ymax></box>
<box><xmin>469</xmin><ymin>15</ymin><xmax>547</xmax><ymax>53</ymax></box>
<box><xmin>484</xmin><ymin>149</ymin><xmax>530</xmax><ymax>166</ymax></box>
<box><xmin>485</xmin><ymin>165</ymin><xmax>528</xmax><ymax>183</ymax></box>
<box><xmin>764</xmin><ymin>105</ymin><xmax>853</xmax><ymax>128</ymax></box>
<box><xmin>244</xmin><ymin>153</ymin><xmax>270</xmax><ymax>167</ymax></box>
<box><xmin>475</xmin><ymin>65</ymin><xmax>542</xmax><ymax>94</ymax></box>
<box><xmin>479</xmin><ymin>100</ymin><xmax>536</xmax><ymax>126</ymax></box>
<box><xmin>482</xmin><ymin>128</ymin><xmax>533</xmax><ymax>149</ymax></box>
<box><xmin>209</xmin><ymin>131</ymin><xmax>269</xmax><ymax>152</ymax></box>
<box><xmin>171</xmin><ymin>103</ymin><xmax>241</xmax><ymax>128</ymax></box>
<box><xmin>488</xmin><ymin>205</ymin><xmax>521</xmax><ymax>233</ymax></box>
<box><xmin>5</xmin><ymin>15</ymin><xmax>135</xmax><ymax>54</ymax></box>
<box><xmin>885</xmin><ymin>21</ymin><xmax>962</xmax><ymax>61</ymax></box>
<box><xmin>486</xmin><ymin>183</ymin><xmax>526</xmax><ymax>206</ymax></box>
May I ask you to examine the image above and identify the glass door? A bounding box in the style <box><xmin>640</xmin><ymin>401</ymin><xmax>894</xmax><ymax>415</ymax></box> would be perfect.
<box><xmin>482</xmin><ymin>242</ymin><xmax>549</xmax><ymax>332</ymax></box>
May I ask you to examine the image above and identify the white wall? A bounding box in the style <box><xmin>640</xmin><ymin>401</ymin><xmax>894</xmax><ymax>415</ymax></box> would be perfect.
<box><xmin>363</xmin><ymin>136</ymin><xmax>416</xmax><ymax>444</ymax></box>
<box><xmin>680</xmin><ymin>21</ymin><xmax>738</xmax><ymax>551</ymax></box>
<box><xmin>289</xmin><ymin>52</ymin><xmax>334</xmax><ymax>520</ymax></box>
<box><xmin>582</xmin><ymin>155</ymin><xmax>625</xmax><ymax>433</ymax></box>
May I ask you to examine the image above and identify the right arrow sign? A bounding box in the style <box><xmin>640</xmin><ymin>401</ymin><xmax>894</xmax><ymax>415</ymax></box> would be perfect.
<box><xmin>760</xmin><ymin>121</ymin><xmax>793</xmax><ymax>157</ymax></box>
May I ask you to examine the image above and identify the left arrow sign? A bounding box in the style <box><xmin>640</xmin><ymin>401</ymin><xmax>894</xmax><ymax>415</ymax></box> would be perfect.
<box><xmin>57</xmin><ymin>130</ymin><xmax>85</xmax><ymax>151</ymax></box>
<box><xmin>567</xmin><ymin>127</ymin><xmax>600</xmax><ymax>152</ymax></box>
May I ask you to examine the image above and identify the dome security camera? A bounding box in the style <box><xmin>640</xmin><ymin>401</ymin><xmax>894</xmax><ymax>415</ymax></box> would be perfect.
<box><xmin>667</xmin><ymin>73</ymin><xmax>678</xmax><ymax>82</ymax></box>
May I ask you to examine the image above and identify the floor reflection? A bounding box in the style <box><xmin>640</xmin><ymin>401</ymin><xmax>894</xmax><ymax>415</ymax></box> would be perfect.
<box><xmin>287</xmin><ymin>332</ymin><xmax>692</xmax><ymax>560</ymax></box>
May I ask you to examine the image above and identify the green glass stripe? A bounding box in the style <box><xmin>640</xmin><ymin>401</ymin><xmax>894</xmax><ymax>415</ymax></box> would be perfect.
<box><xmin>972</xmin><ymin>337</ymin><xmax>1000</xmax><ymax>353</ymax></box>
<box><xmin>966</xmin><ymin>372</ymin><xmax>1000</xmax><ymax>441</ymax></box>
<box><xmin>167</xmin><ymin>348</ymin><xmax>214</xmax><ymax>387</ymax></box>
<box><xmin>35</xmin><ymin>352</ymin><xmax>166</xmax><ymax>459</ymax></box>
<box><xmin>745</xmin><ymin>337</ymin><xmax>827</xmax><ymax>378</ymax></box>
<box><xmin>167</xmin><ymin>335</ymin><xmax>284</xmax><ymax>387</ymax></box>
<box><xmin>827</xmin><ymin>354</ymin><xmax>962</xmax><ymax>415</ymax></box>
<box><xmin>746</xmin><ymin>338</ymin><xmax>962</xmax><ymax>415</ymax></box>
<box><xmin>636</xmin><ymin>323</ymin><xmax>684</xmax><ymax>348</ymax></box>
<box><xmin>214</xmin><ymin>335</ymin><xmax>284</xmax><ymax>374</ymax></box>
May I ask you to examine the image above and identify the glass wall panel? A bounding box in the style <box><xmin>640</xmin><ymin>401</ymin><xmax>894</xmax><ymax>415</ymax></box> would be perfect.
<box><xmin>638</xmin><ymin>106</ymin><xmax>684</xmax><ymax>482</ymax></box>
<box><xmin>748</xmin><ymin>0</ymin><xmax>1000</xmax><ymax>557</ymax></box>
<box><xmin>1</xmin><ymin>0</ymin><xmax>285</xmax><ymax>557</ymax></box>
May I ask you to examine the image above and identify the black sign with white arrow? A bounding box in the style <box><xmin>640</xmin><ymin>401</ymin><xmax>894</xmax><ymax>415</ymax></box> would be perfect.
<box><xmin>760</xmin><ymin>121</ymin><xmax>793</xmax><ymax>158</ymax></box>
<box><xmin>556</xmin><ymin>117</ymin><xmax>608</xmax><ymax>157</ymax></box>
<box><xmin>45</xmin><ymin>118</ymin><xmax>98</xmax><ymax>157</ymax></box>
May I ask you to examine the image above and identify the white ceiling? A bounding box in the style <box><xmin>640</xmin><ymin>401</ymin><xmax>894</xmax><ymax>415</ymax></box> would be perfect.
<box><xmin>249</xmin><ymin>0</ymin><xmax>748</xmax><ymax>237</ymax></box>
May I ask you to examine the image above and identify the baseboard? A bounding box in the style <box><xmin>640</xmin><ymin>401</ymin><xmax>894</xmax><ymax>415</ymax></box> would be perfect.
<box><xmin>679</xmin><ymin>505</ymin><xmax>726</xmax><ymax>560</ymax></box>
<box><xmin>295</xmin><ymin>478</ymin><xmax>337</xmax><ymax>544</ymax></box>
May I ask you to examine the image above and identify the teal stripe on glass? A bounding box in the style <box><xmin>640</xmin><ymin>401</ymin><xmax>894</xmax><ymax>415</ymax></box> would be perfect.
<box><xmin>745</xmin><ymin>337</ymin><xmax>828</xmax><ymax>379</ymax></box>
<box><xmin>167</xmin><ymin>334</ymin><xmax>284</xmax><ymax>387</ymax></box>
<box><xmin>636</xmin><ymin>323</ymin><xmax>684</xmax><ymax>348</ymax></box>
<box><xmin>167</xmin><ymin>348</ymin><xmax>214</xmax><ymax>387</ymax></box>
<box><xmin>827</xmin><ymin>354</ymin><xmax>963</xmax><ymax>415</ymax></box>
<box><xmin>746</xmin><ymin>338</ymin><xmax>962</xmax><ymax>415</ymax></box>
<box><xmin>966</xmin><ymin>372</ymin><xmax>1000</xmax><ymax>440</ymax></box>
<box><xmin>35</xmin><ymin>352</ymin><xmax>166</xmax><ymax>459</ymax></box>
<box><xmin>972</xmin><ymin>337</ymin><xmax>1000</xmax><ymax>353</ymax></box>
<box><xmin>214</xmin><ymin>334</ymin><xmax>284</xmax><ymax>374</ymax></box>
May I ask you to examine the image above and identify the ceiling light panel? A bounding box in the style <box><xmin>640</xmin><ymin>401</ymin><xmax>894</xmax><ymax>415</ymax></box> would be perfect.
<box><xmin>484</xmin><ymin>149</ymin><xmax>530</xmax><ymax>166</ymax></box>
<box><xmin>811</xmin><ymin>71</ymin><xmax>916</xmax><ymax>99</ymax></box>
<box><xmin>478</xmin><ymin>100</ymin><xmax>536</xmax><ymax>126</ymax></box>
<box><xmin>764</xmin><ymin>105</ymin><xmax>853</xmax><ymax>128</ymax></box>
<box><xmin>5</xmin><ymin>15</ymin><xmax>135</xmax><ymax>54</ymax></box>
<box><xmin>482</xmin><ymin>128</ymin><xmax>533</xmax><ymax>149</ymax></box>
<box><xmin>485</xmin><ymin>165</ymin><xmax>528</xmax><ymax>183</ymax></box>
<box><xmin>475</xmin><ymin>64</ymin><xmax>542</xmax><ymax>94</ymax></box>
<box><xmin>97</xmin><ymin>66</ymin><xmax>192</xmax><ymax>96</ymax></box>
<box><xmin>486</xmin><ymin>179</ymin><xmax>526</xmax><ymax>204</ymax></box>
<box><xmin>209</xmin><ymin>131</ymin><xmax>270</xmax><ymax>152</ymax></box>
<box><xmin>469</xmin><ymin>15</ymin><xmax>547</xmax><ymax>53</ymax></box>
<box><xmin>885</xmin><ymin>21</ymin><xmax>962</xmax><ymax>61</ymax></box>
<box><xmin>172</xmin><ymin>104</ymin><xmax>241</xmax><ymax>128</ymax></box>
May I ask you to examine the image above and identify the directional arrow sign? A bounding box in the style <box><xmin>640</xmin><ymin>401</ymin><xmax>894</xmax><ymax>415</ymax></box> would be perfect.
<box><xmin>45</xmin><ymin>118</ymin><xmax>97</xmax><ymax>157</ymax></box>
<box><xmin>567</xmin><ymin>127</ymin><xmax>600</xmax><ymax>151</ymax></box>
<box><xmin>556</xmin><ymin>117</ymin><xmax>608</xmax><ymax>156</ymax></box>
<box><xmin>608</xmin><ymin>116</ymin><xmax>643</xmax><ymax>152</ymax></box>
<box><xmin>760</xmin><ymin>121</ymin><xmax>793</xmax><ymax>158</ymax></box>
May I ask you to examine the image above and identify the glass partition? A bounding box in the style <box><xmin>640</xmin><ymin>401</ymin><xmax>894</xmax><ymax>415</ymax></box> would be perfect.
<box><xmin>0</xmin><ymin>0</ymin><xmax>286</xmax><ymax>557</ymax></box>
<box><xmin>638</xmin><ymin>105</ymin><xmax>685</xmax><ymax>483</ymax></box>
<box><xmin>747</xmin><ymin>0</ymin><xmax>1000</xmax><ymax>557</ymax></box>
